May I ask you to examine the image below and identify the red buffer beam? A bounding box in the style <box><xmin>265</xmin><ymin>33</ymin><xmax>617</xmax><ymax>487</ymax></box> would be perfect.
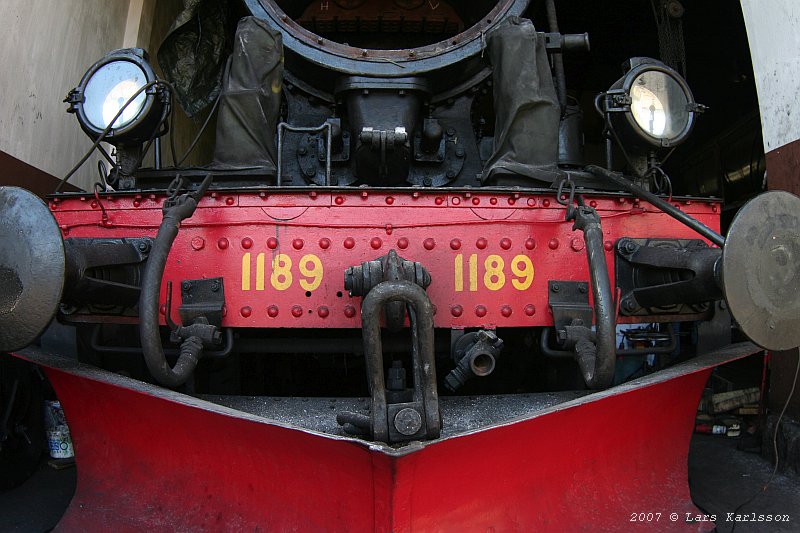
<box><xmin>49</xmin><ymin>190</ymin><xmax>720</xmax><ymax>329</ymax></box>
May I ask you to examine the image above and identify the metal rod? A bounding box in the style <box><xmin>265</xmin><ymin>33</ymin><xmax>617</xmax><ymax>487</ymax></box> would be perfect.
<box><xmin>545</xmin><ymin>0</ymin><xmax>568</xmax><ymax>113</ymax></box>
<box><xmin>154</xmin><ymin>137</ymin><xmax>162</xmax><ymax>169</ymax></box>
<box><xmin>542</xmin><ymin>326</ymin><xmax>677</xmax><ymax>359</ymax></box>
<box><xmin>585</xmin><ymin>165</ymin><xmax>725</xmax><ymax>247</ymax></box>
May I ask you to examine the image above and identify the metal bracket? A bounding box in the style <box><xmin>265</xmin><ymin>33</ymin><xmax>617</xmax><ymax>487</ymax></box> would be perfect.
<box><xmin>277</xmin><ymin>122</ymin><xmax>332</xmax><ymax>186</ymax></box>
<box><xmin>548</xmin><ymin>280</ymin><xmax>592</xmax><ymax>333</ymax></box>
<box><xmin>64</xmin><ymin>88</ymin><xmax>83</xmax><ymax>112</ymax></box>
<box><xmin>317</xmin><ymin>117</ymin><xmax>349</xmax><ymax>163</ymax></box>
<box><xmin>178</xmin><ymin>277</ymin><xmax>225</xmax><ymax>327</ymax></box>
<box><xmin>688</xmin><ymin>102</ymin><xmax>708</xmax><ymax>114</ymax></box>
<box><xmin>603</xmin><ymin>89</ymin><xmax>632</xmax><ymax>112</ymax></box>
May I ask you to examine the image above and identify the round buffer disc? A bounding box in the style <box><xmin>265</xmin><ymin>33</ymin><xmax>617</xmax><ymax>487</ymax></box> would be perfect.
<box><xmin>0</xmin><ymin>187</ymin><xmax>65</xmax><ymax>352</ymax></box>
<box><xmin>723</xmin><ymin>190</ymin><xmax>800</xmax><ymax>351</ymax></box>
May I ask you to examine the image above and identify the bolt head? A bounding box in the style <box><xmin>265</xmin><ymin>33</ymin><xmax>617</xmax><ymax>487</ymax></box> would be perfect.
<box><xmin>394</xmin><ymin>408</ymin><xmax>422</xmax><ymax>436</ymax></box>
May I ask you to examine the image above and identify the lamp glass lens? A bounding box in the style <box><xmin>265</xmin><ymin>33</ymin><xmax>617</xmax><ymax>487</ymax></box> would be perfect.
<box><xmin>83</xmin><ymin>61</ymin><xmax>147</xmax><ymax>130</ymax></box>
<box><xmin>630</xmin><ymin>71</ymin><xmax>689</xmax><ymax>140</ymax></box>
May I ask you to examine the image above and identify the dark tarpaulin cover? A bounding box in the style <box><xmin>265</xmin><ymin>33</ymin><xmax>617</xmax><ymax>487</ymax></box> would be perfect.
<box><xmin>157</xmin><ymin>0</ymin><xmax>233</xmax><ymax>118</ymax></box>
<box><xmin>211</xmin><ymin>16</ymin><xmax>282</xmax><ymax>171</ymax></box>
<box><xmin>481</xmin><ymin>17</ymin><xmax>563</xmax><ymax>185</ymax></box>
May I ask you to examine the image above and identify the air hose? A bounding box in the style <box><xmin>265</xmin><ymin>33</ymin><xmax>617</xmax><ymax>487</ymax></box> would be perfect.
<box><xmin>139</xmin><ymin>173</ymin><xmax>213</xmax><ymax>388</ymax></box>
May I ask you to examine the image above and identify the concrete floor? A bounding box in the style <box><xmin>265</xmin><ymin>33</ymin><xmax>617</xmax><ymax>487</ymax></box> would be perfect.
<box><xmin>689</xmin><ymin>434</ymin><xmax>800</xmax><ymax>533</ymax></box>
<box><xmin>1</xmin><ymin>433</ymin><xmax>797</xmax><ymax>532</ymax></box>
<box><xmin>0</xmin><ymin>461</ymin><xmax>76</xmax><ymax>532</ymax></box>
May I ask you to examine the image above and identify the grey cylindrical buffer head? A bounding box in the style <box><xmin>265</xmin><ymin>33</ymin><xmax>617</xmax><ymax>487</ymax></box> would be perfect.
<box><xmin>722</xmin><ymin>190</ymin><xmax>800</xmax><ymax>351</ymax></box>
<box><xmin>0</xmin><ymin>187</ymin><xmax>64</xmax><ymax>352</ymax></box>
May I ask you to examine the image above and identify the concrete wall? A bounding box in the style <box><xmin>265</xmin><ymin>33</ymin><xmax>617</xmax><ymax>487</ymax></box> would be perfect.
<box><xmin>0</xmin><ymin>0</ymin><xmax>226</xmax><ymax>191</ymax></box>
<box><xmin>0</xmin><ymin>0</ymin><xmax>131</xmax><ymax>191</ymax></box>
<box><xmin>741</xmin><ymin>0</ymin><xmax>800</xmax><ymax>153</ymax></box>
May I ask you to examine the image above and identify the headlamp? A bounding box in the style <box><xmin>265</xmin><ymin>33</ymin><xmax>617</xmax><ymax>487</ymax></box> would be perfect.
<box><xmin>601</xmin><ymin>57</ymin><xmax>703</xmax><ymax>149</ymax></box>
<box><xmin>66</xmin><ymin>48</ymin><xmax>166</xmax><ymax>145</ymax></box>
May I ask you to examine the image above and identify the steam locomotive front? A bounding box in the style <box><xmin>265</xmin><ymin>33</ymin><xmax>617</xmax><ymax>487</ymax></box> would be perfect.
<box><xmin>2</xmin><ymin>0</ymin><xmax>799</xmax><ymax>449</ymax></box>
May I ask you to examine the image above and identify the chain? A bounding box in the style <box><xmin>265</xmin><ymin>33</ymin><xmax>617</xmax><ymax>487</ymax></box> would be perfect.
<box><xmin>651</xmin><ymin>0</ymin><xmax>687</xmax><ymax>78</ymax></box>
<box><xmin>556</xmin><ymin>176</ymin><xmax>584</xmax><ymax>221</ymax></box>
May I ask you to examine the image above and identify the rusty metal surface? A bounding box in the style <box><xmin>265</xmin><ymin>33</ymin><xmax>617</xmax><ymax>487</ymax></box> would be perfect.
<box><xmin>11</xmin><ymin>341</ymin><xmax>760</xmax><ymax>531</ymax></box>
<box><xmin>723</xmin><ymin>190</ymin><xmax>800</xmax><ymax>350</ymax></box>
<box><xmin>297</xmin><ymin>0</ymin><xmax>464</xmax><ymax>39</ymax></box>
<box><xmin>0</xmin><ymin>187</ymin><xmax>64</xmax><ymax>352</ymax></box>
<box><xmin>245</xmin><ymin>0</ymin><xmax>528</xmax><ymax>66</ymax></box>
<box><xmin>203</xmin><ymin>392</ymin><xmax>587</xmax><ymax>438</ymax></box>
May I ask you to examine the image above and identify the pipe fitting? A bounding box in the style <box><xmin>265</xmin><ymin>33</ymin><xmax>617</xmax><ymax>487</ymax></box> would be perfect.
<box><xmin>445</xmin><ymin>330</ymin><xmax>503</xmax><ymax>392</ymax></box>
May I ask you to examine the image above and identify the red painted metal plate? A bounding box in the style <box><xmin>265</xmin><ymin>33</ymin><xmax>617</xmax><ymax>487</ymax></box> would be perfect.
<box><xmin>50</xmin><ymin>191</ymin><xmax>720</xmax><ymax>329</ymax></box>
<box><xmin>12</xmin><ymin>342</ymin><xmax>758</xmax><ymax>532</ymax></box>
